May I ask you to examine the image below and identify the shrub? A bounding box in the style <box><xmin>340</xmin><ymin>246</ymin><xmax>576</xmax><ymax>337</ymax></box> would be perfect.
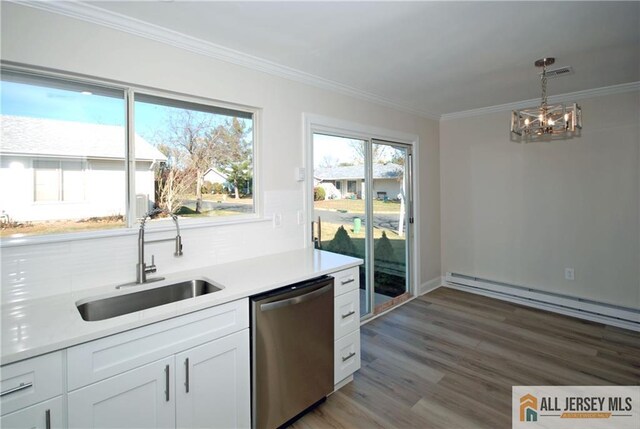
<box><xmin>374</xmin><ymin>231</ymin><xmax>397</xmax><ymax>262</ymax></box>
<box><xmin>314</xmin><ymin>186</ymin><xmax>326</xmax><ymax>201</ymax></box>
<box><xmin>201</xmin><ymin>181</ymin><xmax>214</xmax><ymax>195</ymax></box>
<box><xmin>325</xmin><ymin>225</ymin><xmax>357</xmax><ymax>256</ymax></box>
<box><xmin>212</xmin><ymin>183</ymin><xmax>225</xmax><ymax>194</ymax></box>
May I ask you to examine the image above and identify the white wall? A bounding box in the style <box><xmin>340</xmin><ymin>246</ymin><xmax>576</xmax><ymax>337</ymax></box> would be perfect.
<box><xmin>441</xmin><ymin>91</ymin><xmax>640</xmax><ymax>309</ymax></box>
<box><xmin>0</xmin><ymin>3</ymin><xmax>441</xmax><ymax>301</ymax></box>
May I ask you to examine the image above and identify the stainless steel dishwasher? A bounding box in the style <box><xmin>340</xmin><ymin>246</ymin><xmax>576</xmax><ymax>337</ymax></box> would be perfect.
<box><xmin>251</xmin><ymin>275</ymin><xmax>334</xmax><ymax>429</ymax></box>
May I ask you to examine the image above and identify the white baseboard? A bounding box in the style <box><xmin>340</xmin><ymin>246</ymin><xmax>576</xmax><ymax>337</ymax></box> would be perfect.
<box><xmin>419</xmin><ymin>276</ymin><xmax>443</xmax><ymax>295</ymax></box>
<box><xmin>445</xmin><ymin>273</ymin><xmax>640</xmax><ymax>332</ymax></box>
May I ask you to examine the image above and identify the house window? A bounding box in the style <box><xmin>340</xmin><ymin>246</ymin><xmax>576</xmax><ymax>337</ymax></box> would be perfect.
<box><xmin>347</xmin><ymin>180</ymin><xmax>357</xmax><ymax>194</ymax></box>
<box><xmin>334</xmin><ymin>181</ymin><xmax>341</xmax><ymax>190</ymax></box>
<box><xmin>134</xmin><ymin>93</ymin><xmax>254</xmax><ymax>218</ymax></box>
<box><xmin>33</xmin><ymin>160</ymin><xmax>86</xmax><ymax>202</ymax></box>
<box><xmin>1</xmin><ymin>68</ymin><xmax>258</xmax><ymax>239</ymax></box>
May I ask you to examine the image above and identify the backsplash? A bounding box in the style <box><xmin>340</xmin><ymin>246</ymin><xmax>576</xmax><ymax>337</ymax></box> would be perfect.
<box><xmin>1</xmin><ymin>190</ymin><xmax>305</xmax><ymax>304</ymax></box>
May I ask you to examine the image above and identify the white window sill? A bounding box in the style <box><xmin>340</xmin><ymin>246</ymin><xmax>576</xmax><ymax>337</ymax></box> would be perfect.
<box><xmin>0</xmin><ymin>215</ymin><xmax>271</xmax><ymax>248</ymax></box>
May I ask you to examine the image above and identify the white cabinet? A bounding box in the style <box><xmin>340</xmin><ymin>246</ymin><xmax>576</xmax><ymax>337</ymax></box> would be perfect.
<box><xmin>68</xmin><ymin>357</ymin><xmax>175</xmax><ymax>429</ymax></box>
<box><xmin>330</xmin><ymin>266</ymin><xmax>361</xmax><ymax>388</ymax></box>
<box><xmin>0</xmin><ymin>351</ymin><xmax>64</xmax><ymax>429</ymax></box>
<box><xmin>67</xmin><ymin>298</ymin><xmax>250</xmax><ymax>429</ymax></box>
<box><xmin>0</xmin><ymin>396</ymin><xmax>64</xmax><ymax>429</ymax></box>
<box><xmin>176</xmin><ymin>330</ymin><xmax>250</xmax><ymax>429</ymax></box>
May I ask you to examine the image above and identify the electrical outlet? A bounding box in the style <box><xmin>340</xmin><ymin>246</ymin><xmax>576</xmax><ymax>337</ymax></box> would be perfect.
<box><xmin>273</xmin><ymin>213</ymin><xmax>282</xmax><ymax>228</ymax></box>
<box><xmin>564</xmin><ymin>268</ymin><xmax>575</xmax><ymax>281</ymax></box>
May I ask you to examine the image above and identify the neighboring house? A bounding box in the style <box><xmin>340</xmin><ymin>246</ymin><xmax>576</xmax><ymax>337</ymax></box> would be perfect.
<box><xmin>314</xmin><ymin>163</ymin><xmax>404</xmax><ymax>200</ymax></box>
<box><xmin>0</xmin><ymin>115</ymin><xmax>166</xmax><ymax>222</ymax></box>
<box><xmin>203</xmin><ymin>167</ymin><xmax>228</xmax><ymax>186</ymax></box>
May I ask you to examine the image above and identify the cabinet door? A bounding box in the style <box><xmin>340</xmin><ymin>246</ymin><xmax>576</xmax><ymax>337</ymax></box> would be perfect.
<box><xmin>0</xmin><ymin>396</ymin><xmax>63</xmax><ymax>429</ymax></box>
<box><xmin>176</xmin><ymin>329</ymin><xmax>250</xmax><ymax>429</ymax></box>
<box><xmin>68</xmin><ymin>357</ymin><xmax>174</xmax><ymax>429</ymax></box>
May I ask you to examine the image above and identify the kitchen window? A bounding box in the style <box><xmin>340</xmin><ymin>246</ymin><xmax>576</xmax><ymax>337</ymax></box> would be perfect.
<box><xmin>0</xmin><ymin>67</ymin><xmax>258</xmax><ymax>239</ymax></box>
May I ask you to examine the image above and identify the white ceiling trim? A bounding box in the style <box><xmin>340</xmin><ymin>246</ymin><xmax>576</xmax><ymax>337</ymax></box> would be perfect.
<box><xmin>440</xmin><ymin>81</ymin><xmax>640</xmax><ymax>121</ymax></box>
<box><xmin>14</xmin><ymin>0</ymin><xmax>441</xmax><ymax>120</ymax></box>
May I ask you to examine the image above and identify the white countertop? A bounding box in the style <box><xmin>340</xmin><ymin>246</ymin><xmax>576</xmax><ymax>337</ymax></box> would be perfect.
<box><xmin>1</xmin><ymin>248</ymin><xmax>362</xmax><ymax>365</ymax></box>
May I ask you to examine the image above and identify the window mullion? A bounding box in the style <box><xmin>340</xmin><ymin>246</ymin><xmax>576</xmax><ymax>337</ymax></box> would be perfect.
<box><xmin>126</xmin><ymin>88</ymin><xmax>137</xmax><ymax>228</ymax></box>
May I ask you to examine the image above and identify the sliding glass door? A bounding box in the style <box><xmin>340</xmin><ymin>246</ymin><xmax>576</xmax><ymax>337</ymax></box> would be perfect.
<box><xmin>312</xmin><ymin>133</ymin><xmax>413</xmax><ymax>318</ymax></box>
<box><xmin>371</xmin><ymin>140</ymin><xmax>412</xmax><ymax>312</ymax></box>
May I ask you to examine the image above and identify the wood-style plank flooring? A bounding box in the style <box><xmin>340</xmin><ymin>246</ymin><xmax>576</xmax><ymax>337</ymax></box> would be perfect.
<box><xmin>292</xmin><ymin>287</ymin><xmax>640</xmax><ymax>429</ymax></box>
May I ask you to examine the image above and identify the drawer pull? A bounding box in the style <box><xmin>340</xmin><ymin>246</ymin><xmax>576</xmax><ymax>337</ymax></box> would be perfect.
<box><xmin>164</xmin><ymin>365</ymin><xmax>170</xmax><ymax>402</ymax></box>
<box><xmin>342</xmin><ymin>351</ymin><xmax>356</xmax><ymax>362</ymax></box>
<box><xmin>185</xmin><ymin>358</ymin><xmax>190</xmax><ymax>393</ymax></box>
<box><xmin>341</xmin><ymin>310</ymin><xmax>356</xmax><ymax>319</ymax></box>
<box><xmin>0</xmin><ymin>382</ymin><xmax>33</xmax><ymax>397</ymax></box>
<box><xmin>341</xmin><ymin>278</ymin><xmax>355</xmax><ymax>285</ymax></box>
<box><xmin>45</xmin><ymin>409</ymin><xmax>51</xmax><ymax>429</ymax></box>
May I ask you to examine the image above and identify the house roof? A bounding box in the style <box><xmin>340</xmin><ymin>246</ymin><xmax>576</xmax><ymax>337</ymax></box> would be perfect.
<box><xmin>0</xmin><ymin>115</ymin><xmax>166</xmax><ymax>162</ymax></box>
<box><xmin>315</xmin><ymin>163</ymin><xmax>403</xmax><ymax>181</ymax></box>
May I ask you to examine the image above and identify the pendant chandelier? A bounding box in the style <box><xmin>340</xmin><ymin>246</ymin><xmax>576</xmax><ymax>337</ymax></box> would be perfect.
<box><xmin>511</xmin><ymin>58</ymin><xmax>582</xmax><ymax>141</ymax></box>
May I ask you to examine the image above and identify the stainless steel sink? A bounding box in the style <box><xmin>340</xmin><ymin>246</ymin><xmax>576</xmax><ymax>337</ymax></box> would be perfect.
<box><xmin>77</xmin><ymin>279</ymin><xmax>222</xmax><ymax>321</ymax></box>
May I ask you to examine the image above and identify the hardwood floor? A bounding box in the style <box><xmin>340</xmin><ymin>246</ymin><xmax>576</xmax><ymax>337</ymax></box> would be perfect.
<box><xmin>292</xmin><ymin>287</ymin><xmax>640</xmax><ymax>429</ymax></box>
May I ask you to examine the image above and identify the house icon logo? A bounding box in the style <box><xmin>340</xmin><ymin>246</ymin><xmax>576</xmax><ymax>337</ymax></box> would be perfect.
<box><xmin>520</xmin><ymin>394</ymin><xmax>538</xmax><ymax>422</ymax></box>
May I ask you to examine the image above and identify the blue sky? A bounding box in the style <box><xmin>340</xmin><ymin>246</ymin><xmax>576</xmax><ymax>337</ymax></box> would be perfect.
<box><xmin>1</xmin><ymin>81</ymin><xmax>250</xmax><ymax>142</ymax></box>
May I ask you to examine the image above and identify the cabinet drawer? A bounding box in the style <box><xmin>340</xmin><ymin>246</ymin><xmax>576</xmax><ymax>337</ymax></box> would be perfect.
<box><xmin>334</xmin><ymin>330</ymin><xmax>360</xmax><ymax>384</ymax></box>
<box><xmin>68</xmin><ymin>298</ymin><xmax>248</xmax><ymax>391</ymax></box>
<box><xmin>0</xmin><ymin>395</ymin><xmax>63</xmax><ymax>429</ymax></box>
<box><xmin>0</xmin><ymin>351</ymin><xmax>63</xmax><ymax>416</ymax></box>
<box><xmin>334</xmin><ymin>289</ymin><xmax>359</xmax><ymax>340</ymax></box>
<box><xmin>331</xmin><ymin>267</ymin><xmax>359</xmax><ymax>296</ymax></box>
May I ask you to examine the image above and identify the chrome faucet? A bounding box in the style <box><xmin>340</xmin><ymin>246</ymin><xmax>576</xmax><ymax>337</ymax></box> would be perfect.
<box><xmin>133</xmin><ymin>208</ymin><xmax>183</xmax><ymax>285</ymax></box>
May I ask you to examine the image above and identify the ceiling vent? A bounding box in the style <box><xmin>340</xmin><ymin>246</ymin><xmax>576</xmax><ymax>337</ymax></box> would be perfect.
<box><xmin>540</xmin><ymin>66</ymin><xmax>574</xmax><ymax>79</ymax></box>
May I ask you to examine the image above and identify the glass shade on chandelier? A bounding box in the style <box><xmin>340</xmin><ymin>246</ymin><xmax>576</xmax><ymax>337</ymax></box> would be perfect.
<box><xmin>510</xmin><ymin>58</ymin><xmax>582</xmax><ymax>142</ymax></box>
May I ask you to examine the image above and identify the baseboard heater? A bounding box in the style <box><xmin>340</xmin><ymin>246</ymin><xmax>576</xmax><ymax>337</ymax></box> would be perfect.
<box><xmin>445</xmin><ymin>272</ymin><xmax>640</xmax><ymax>331</ymax></box>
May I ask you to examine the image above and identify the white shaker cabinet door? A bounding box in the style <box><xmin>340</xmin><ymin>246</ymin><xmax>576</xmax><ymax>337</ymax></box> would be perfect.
<box><xmin>0</xmin><ymin>396</ymin><xmax>63</xmax><ymax>429</ymax></box>
<box><xmin>175</xmin><ymin>329</ymin><xmax>250</xmax><ymax>429</ymax></box>
<box><xmin>68</xmin><ymin>357</ymin><xmax>175</xmax><ymax>429</ymax></box>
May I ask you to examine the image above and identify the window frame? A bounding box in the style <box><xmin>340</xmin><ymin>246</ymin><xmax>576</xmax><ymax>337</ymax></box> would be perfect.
<box><xmin>0</xmin><ymin>64</ymin><xmax>262</xmax><ymax>246</ymax></box>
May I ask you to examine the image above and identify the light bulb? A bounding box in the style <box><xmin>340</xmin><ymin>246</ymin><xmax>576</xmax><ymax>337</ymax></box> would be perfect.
<box><xmin>564</xmin><ymin>113</ymin><xmax>570</xmax><ymax>122</ymax></box>
<box><xmin>548</xmin><ymin>119</ymin><xmax>555</xmax><ymax>126</ymax></box>
<box><xmin>524</xmin><ymin>118</ymin><xmax>530</xmax><ymax>126</ymax></box>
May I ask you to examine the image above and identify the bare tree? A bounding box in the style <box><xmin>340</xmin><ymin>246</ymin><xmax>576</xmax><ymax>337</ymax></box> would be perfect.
<box><xmin>154</xmin><ymin>143</ymin><xmax>196</xmax><ymax>214</ymax></box>
<box><xmin>349</xmin><ymin>141</ymin><xmax>389</xmax><ymax>164</ymax></box>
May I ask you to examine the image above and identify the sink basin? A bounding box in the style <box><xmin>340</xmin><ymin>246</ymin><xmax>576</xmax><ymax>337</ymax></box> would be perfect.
<box><xmin>77</xmin><ymin>279</ymin><xmax>222</xmax><ymax>321</ymax></box>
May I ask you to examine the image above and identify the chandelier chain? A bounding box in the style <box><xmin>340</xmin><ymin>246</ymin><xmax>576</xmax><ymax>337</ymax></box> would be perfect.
<box><xmin>541</xmin><ymin>64</ymin><xmax>548</xmax><ymax>108</ymax></box>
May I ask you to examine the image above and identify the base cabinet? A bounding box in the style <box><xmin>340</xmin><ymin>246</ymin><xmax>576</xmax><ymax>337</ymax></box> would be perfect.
<box><xmin>176</xmin><ymin>330</ymin><xmax>250</xmax><ymax>429</ymax></box>
<box><xmin>68</xmin><ymin>357</ymin><xmax>175</xmax><ymax>429</ymax></box>
<box><xmin>0</xmin><ymin>396</ymin><xmax>64</xmax><ymax>429</ymax></box>
<box><xmin>67</xmin><ymin>330</ymin><xmax>250</xmax><ymax>429</ymax></box>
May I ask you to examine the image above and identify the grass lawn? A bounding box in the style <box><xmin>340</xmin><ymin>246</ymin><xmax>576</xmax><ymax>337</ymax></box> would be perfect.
<box><xmin>318</xmin><ymin>220</ymin><xmax>406</xmax><ymax>264</ymax></box>
<box><xmin>186</xmin><ymin>194</ymin><xmax>253</xmax><ymax>204</ymax></box>
<box><xmin>314</xmin><ymin>198</ymin><xmax>400</xmax><ymax>214</ymax></box>
<box><xmin>1</xmin><ymin>218</ymin><xmax>125</xmax><ymax>238</ymax></box>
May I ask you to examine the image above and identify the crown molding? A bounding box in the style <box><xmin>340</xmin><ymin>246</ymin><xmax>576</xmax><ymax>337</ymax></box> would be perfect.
<box><xmin>440</xmin><ymin>81</ymin><xmax>640</xmax><ymax>121</ymax></box>
<box><xmin>13</xmin><ymin>0</ymin><xmax>440</xmax><ymax>120</ymax></box>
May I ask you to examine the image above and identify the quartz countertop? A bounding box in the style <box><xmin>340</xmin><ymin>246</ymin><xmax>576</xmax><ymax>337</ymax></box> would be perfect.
<box><xmin>1</xmin><ymin>248</ymin><xmax>362</xmax><ymax>365</ymax></box>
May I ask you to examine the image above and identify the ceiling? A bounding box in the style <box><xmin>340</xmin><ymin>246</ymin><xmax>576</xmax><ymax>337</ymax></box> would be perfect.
<box><xmin>74</xmin><ymin>2</ymin><xmax>640</xmax><ymax>116</ymax></box>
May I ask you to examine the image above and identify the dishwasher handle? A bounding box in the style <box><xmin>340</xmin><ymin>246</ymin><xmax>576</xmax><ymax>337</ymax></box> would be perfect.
<box><xmin>260</xmin><ymin>283</ymin><xmax>332</xmax><ymax>312</ymax></box>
